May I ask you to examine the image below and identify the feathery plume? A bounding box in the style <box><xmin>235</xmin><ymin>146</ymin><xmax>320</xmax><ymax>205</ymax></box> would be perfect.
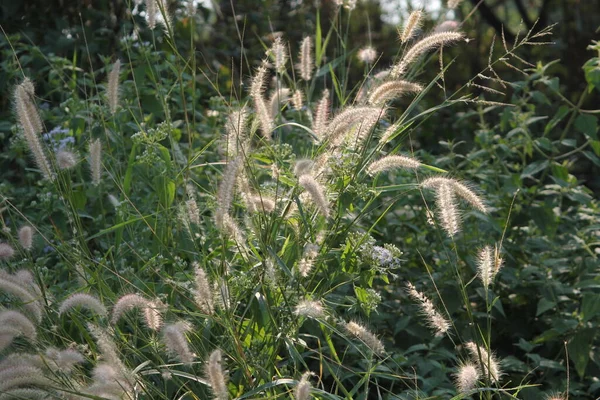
<box><xmin>0</xmin><ymin>275</ymin><xmax>43</xmax><ymax>322</ymax></box>
<box><xmin>400</xmin><ymin>9</ymin><xmax>423</xmax><ymax>43</ymax></box>
<box><xmin>0</xmin><ymin>366</ymin><xmax>51</xmax><ymax>391</ymax></box>
<box><xmin>422</xmin><ymin>177</ymin><xmax>487</xmax><ymax>213</ymax></box>
<box><xmin>545</xmin><ymin>394</ymin><xmax>566</xmax><ymax>400</ymax></box>
<box><xmin>89</xmin><ymin>139</ymin><xmax>102</xmax><ymax>185</ymax></box>
<box><xmin>294</xmin><ymin>159</ymin><xmax>314</xmax><ymax>177</ymax></box>
<box><xmin>144</xmin><ymin>300</ymin><xmax>164</xmax><ymax>331</ymax></box>
<box><xmin>56</xmin><ymin>150</ymin><xmax>77</xmax><ymax>169</ymax></box>
<box><xmin>367</xmin><ymin>154</ymin><xmax>421</xmax><ymax>175</ymax></box>
<box><xmin>435</xmin><ymin>20</ymin><xmax>459</xmax><ymax>33</ymax></box>
<box><xmin>324</xmin><ymin>106</ymin><xmax>383</xmax><ymax>146</ymax></box>
<box><xmin>146</xmin><ymin>0</ymin><xmax>157</xmax><ymax>29</ymax></box>
<box><xmin>107</xmin><ymin>60</ymin><xmax>121</xmax><ymax>114</ymax></box>
<box><xmin>46</xmin><ymin>347</ymin><xmax>85</xmax><ymax>373</ymax></box>
<box><xmin>448</xmin><ymin>0</ymin><xmax>463</xmax><ymax>8</ymax></box>
<box><xmin>0</xmin><ymin>310</ymin><xmax>36</xmax><ymax>341</ymax></box>
<box><xmin>224</xmin><ymin>108</ymin><xmax>249</xmax><ymax>158</ymax></box>
<box><xmin>0</xmin><ymin>243</ymin><xmax>15</xmax><ymax>260</ymax></box>
<box><xmin>59</xmin><ymin>293</ymin><xmax>107</xmax><ymax>317</ymax></box>
<box><xmin>163</xmin><ymin>322</ymin><xmax>194</xmax><ymax>364</ymax></box>
<box><xmin>298</xmin><ymin>36</ymin><xmax>313</xmax><ymax>80</ymax></box>
<box><xmin>391</xmin><ymin>32</ymin><xmax>464</xmax><ymax>78</ymax></box>
<box><xmin>477</xmin><ymin>246</ymin><xmax>493</xmax><ymax>288</ymax></box>
<box><xmin>193</xmin><ymin>263</ymin><xmax>215</xmax><ymax>315</ymax></box>
<box><xmin>111</xmin><ymin>293</ymin><xmax>154</xmax><ymax>325</ymax></box>
<box><xmin>0</xmin><ymin>388</ymin><xmax>53</xmax><ymax>399</ymax></box>
<box><xmin>294</xmin><ymin>299</ymin><xmax>325</xmax><ymax>319</ymax></box>
<box><xmin>269</xmin><ymin>87</ymin><xmax>291</xmax><ymax>118</ymax></box>
<box><xmin>206</xmin><ymin>349</ymin><xmax>228</xmax><ymax>400</ymax></box>
<box><xmin>368</xmin><ymin>80</ymin><xmax>423</xmax><ymax>105</ymax></box>
<box><xmin>344</xmin><ymin>321</ymin><xmax>385</xmax><ymax>354</ymax></box>
<box><xmin>87</xmin><ymin>324</ymin><xmax>128</xmax><ymax>374</ymax></box>
<box><xmin>313</xmin><ymin>89</ymin><xmax>330</xmax><ymax>140</ymax></box>
<box><xmin>215</xmin><ymin>156</ymin><xmax>241</xmax><ymax>229</ymax></box>
<box><xmin>245</xmin><ymin>194</ymin><xmax>276</xmax><ymax>213</ymax></box>
<box><xmin>298</xmin><ymin>243</ymin><xmax>319</xmax><ymax>277</ymax></box>
<box><xmin>406</xmin><ymin>282</ymin><xmax>451</xmax><ymax>336</ymax></box>
<box><xmin>292</xmin><ymin>89</ymin><xmax>304</xmax><ymax>110</ymax></box>
<box><xmin>0</xmin><ymin>328</ymin><xmax>18</xmax><ymax>352</ymax></box>
<box><xmin>295</xmin><ymin>372</ymin><xmax>313</xmax><ymax>400</ymax></box>
<box><xmin>250</xmin><ymin>62</ymin><xmax>275</xmax><ymax>139</ymax></box>
<box><xmin>14</xmin><ymin>79</ymin><xmax>53</xmax><ymax>180</ymax></box>
<box><xmin>464</xmin><ymin>342</ymin><xmax>502</xmax><ymax>383</ymax></box>
<box><xmin>299</xmin><ymin>175</ymin><xmax>329</xmax><ymax>218</ymax></box>
<box><xmin>455</xmin><ymin>363</ymin><xmax>480</xmax><ymax>393</ymax></box>
<box><xmin>357</xmin><ymin>46</ymin><xmax>378</xmax><ymax>64</ymax></box>
<box><xmin>270</xmin><ymin>37</ymin><xmax>288</xmax><ymax>74</ymax></box>
<box><xmin>437</xmin><ymin>183</ymin><xmax>460</xmax><ymax>237</ymax></box>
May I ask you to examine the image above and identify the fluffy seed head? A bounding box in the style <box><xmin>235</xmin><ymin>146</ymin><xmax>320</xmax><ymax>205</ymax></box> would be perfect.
<box><xmin>298</xmin><ymin>36</ymin><xmax>313</xmax><ymax>80</ymax></box>
<box><xmin>295</xmin><ymin>372</ymin><xmax>313</xmax><ymax>400</ymax></box>
<box><xmin>250</xmin><ymin>62</ymin><xmax>275</xmax><ymax>139</ymax></box>
<box><xmin>56</xmin><ymin>150</ymin><xmax>78</xmax><ymax>169</ymax></box>
<box><xmin>224</xmin><ymin>108</ymin><xmax>249</xmax><ymax>158</ymax></box>
<box><xmin>344</xmin><ymin>321</ymin><xmax>385</xmax><ymax>354</ymax></box>
<box><xmin>464</xmin><ymin>342</ymin><xmax>502</xmax><ymax>383</ymax></box>
<box><xmin>292</xmin><ymin>89</ymin><xmax>304</xmax><ymax>110</ymax></box>
<box><xmin>357</xmin><ymin>46</ymin><xmax>378</xmax><ymax>64</ymax></box>
<box><xmin>294</xmin><ymin>159</ymin><xmax>314</xmax><ymax>177</ymax></box>
<box><xmin>455</xmin><ymin>363</ymin><xmax>479</xmax><ymax>393</ymax></box>
<box><xmin>0</xmin><ymin>310</ymin><xmax>37</xmax><ymax>341</ymax></box>
<box><xmin>89</xmin><ymin>139</ymin><xmax>102</xmax><ymax>185</ymax></box>
<box><xmin>144</xmin><ymin>300</ymin><xmax>164</xmax><ymax>331</ymax></box>
<box><xmin>163</xmin><ymin>322</ymin><xmax>194</xmax><ymax>364</ymax></box>
<box><xmin>391</xmin><ymin>31</ymin><xmax>464</xmax><ymax>78</ymax></box>
<box><xmin>313</xmin><ymin>89</ymin><xmax>331</xmax><ymax>140</ymax></box>
<box><xmin>206</xmin><ymin>349</ymin><xmax>228</xmax><ymax>400</ymax></box>
<box><xmin>193</xmin><ymin>263</ymin><xmax>215</xmax><ymax>315</ymax></box>
<box><xmin>294</xmin><ymin>300</ymin><xmax>325</xmax><ymax>319</ymax></box>
<box><xmin>368</xmin><ymin>80</ymin><xmax>423</xmax><ymax>105</ymax></box>
<box><xmin>270</xmin><ymin>37</ymin><xmax>288</xmax><ymax>74</ymax></box>
<box><xmin>269</xmin><ymin>87</ymin><xmax>291</xmax><ymax>118</ymax></box>
<box><xmin>146</xmin><ymin>0</ymin><xmax>157</xmax><ymax>28</ymax></box>
<box><xmin>435</xmin><ymin>20</ymin><xmax>459</xmax><ymax>33</ymax></box>
<box><xmin>107</xmin><ymin>59</ymin><xmax>121</xmax><ymax>114</ymax></box>
<box><xmin>0</xmin><ymin>275</ymin><xmax>43</xmax><ymax>323</ymax></box>
<box><xmin>406</xmin><ymin>282</ymin><xmax>451</xmax><ymax>336</ymax></box>
<box><xmin>422</xmin><ymin>177</ymin><xmax>487</xmax><ymax>213</ymax></box>
<box><xmin>367</xmin><ymin>155</ymin><xmax>422</xmax><ymax>175</ymax></box>
<box><xmin>299</xmin><ymin>175</ymin><xmax>329</xmax><ymax>218</ymax></box>
<box><xmin>215</xmin><ymin>156</ymin><xmax>241</xmax><ymax>230</ymax></box>
<box><xmin>477</xmin><ymin>246</ymin><xmax>493</xmax><ymax>288</ymax></box>
<box><xmin>111</xmin><ymin>293</ymin><xmax>155</xmax><ymax>326</ymax></box>
<box><xmin>18</xmin><ymin>226</ymin><xmax>33</xmax><ymax>250</ymax></box>
<box><xmin>14</xmin><ymin>79</ymin><xmax>53</xmax><ymax>180</ymax></box>
<box><xmin>59</xmin><ymin>293</ymin><xmax>108</xmax><ymax>317</ymax></box>
<box><xmin>400</xmin><ymin>9</ymin><xmax>423</xmax><ymax>43</ymax></box>
<box><xmin>324</xmin><ymin>106</ymin><xmax>383</xmax><ymax>146</ymax></box>
<box><xmin>0</xmin><ymin>243</ymin><xmax>15</xmax><ymax>260</ymax></box>
<box><xmin>437</xmin><ymin>183</ymin><xmax>460</xmax><ymax>237</ymax></box>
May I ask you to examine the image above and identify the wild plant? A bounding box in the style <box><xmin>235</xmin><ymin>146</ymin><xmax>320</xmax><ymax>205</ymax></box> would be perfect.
<box><xmin>0</xmin><ymin>1</ymin><xmax>582</xmax><ymax>399</ymax></box>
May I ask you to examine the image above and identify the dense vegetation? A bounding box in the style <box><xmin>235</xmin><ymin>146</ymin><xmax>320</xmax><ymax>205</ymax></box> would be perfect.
<box><xmin>0</xmin><ymin>1</ymin><xmax>599</xmax><ymax>399</ymax></box>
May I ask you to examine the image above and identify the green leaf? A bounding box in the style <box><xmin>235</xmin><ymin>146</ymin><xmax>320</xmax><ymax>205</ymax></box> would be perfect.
<box><xmin>568</xmin><ymin>329</ymin><xmax>595</xmax><ymax>379</ymax></box>
<box><xmin>574</xmin><ymin>114</ymin><xmax>598</xmax><ymax>140</ymax></box>
<box><xmin>544</xmin><ymin>106</ymin><xmax>569</xmax><ymax>135</ymax></box>
<box><xmin>521</xmin><ymin>160</ymin><xmax>549</xmax><ymax>179</ymax></box>
<box><xmin>583</xmin><ymin>57</ymin><xmax>600</xmax><ymax>92</ymax></box>
<box><xmin>536</xmin><ymin>297</ymin><xmax>555</xmax><ymax>316</ymax></box>
<box><xmin>581</xmin><ymin>293</ymin><xmax>600</xmax><ymax>322</ymax></box>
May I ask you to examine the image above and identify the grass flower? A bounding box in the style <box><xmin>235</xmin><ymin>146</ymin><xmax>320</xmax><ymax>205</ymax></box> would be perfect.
<box><xmin>0</xmin><ymin>274</ymin><xmax>43</xmax><ymax>323</ymax></box>
<box><xmin>0</xmin><ymin>310</ymin><xmax>37</xmax><ymax>342</ymax></box>
<box><xmin>357</xmin><ymin>46</ymin><xmax>378</xmax><ymax>64</ymax></box>
<box><xmin>14</xmin><ymin>79</ymin><xmax>53</xmax><ymax>180</ymax></box>
<box><xmin>111</xmin><ymin>293</ymin><xmax>157</xmax><ymax>327</ymax></box>
<box><xmin>0</xmin><ymin>242</ymin><xmax>15</xmax><ymax>260</ymax></box>
<box><xmin>406</xmin><ymin>282</ymin><xmax>451</xmax><ymax>336</ymax></box>
<box><xmin>193</xmin><ymin>263</ymin><xmax>215</xmax><ymax>315</ymax></box>
<box><xmin>294</xmin><ymin>372</ymin><xmax>313</xmax><ymax>400</ymax></box>
<box><xmin>18</xmin><ymin>226</ymin><xmax>33</xmax><ymax>250</ymax></box>
<box><xmin>368</xmin><ymin>80</ymin><xmax>423</xmax><ymax>105</ymax></box>
<box><xmin>465</xmin><ymin>342</ymin><xmax>502</xmax><ymax>383</ymax></box>
<box><xmin>56</xmin><ymin>149</ymin><xmax>77</xmax><ymax>169</ymax></box>
<box><xmin>298</xmin><ymin>36</ymin><xmax>313</xmax><ymax>80</ymax></box>
<box><xmin>59</xmin><ymin>293</ymin><xmax>107</xmax><ymax>317</ymax></box>
<box><xmin>313</xmin><ymin>89</ymin><xmax>330</xmax><ymax>140</ymax></box>
<box><xmin>89</xmin><ymin>138</ymin><xmax>102</xmax><ymax>185</ymax></box>
<box><xmin>391</xmin><ymin>31</ymin><xmax>464</xmax><ymax>77</ymax></box>
<box><xmin>367</xmin><ymin>154</ymin><xmax>422</xmax><ymax>175</ymax></box>
<box><xmin>206</xmin><ymin>349</ymin><xmax>228</xmax><ymax>400</ymax></box>
<box><xmin>292</xmin><ymin>89</ymin><xmax>304</xmax><ymax>110</ymax></box>
<box><xmin>324</xmin><ymin>106</ymin><xmax>383</xmax><ymax>146</ymax></box>
<box><xmin>294</xmin><ymin>299</ymin><xmax>325</xmax><ymax>319</ymax></box>
<box><xmin>422</xmin><ymin>177</ymin><xmax>487</xmax><ymax>213</ymax></box>
<box><xmin>270</xmin><ymin>37</ymin><xmax>288</xmax><ymax>74</ymax></box>
<box><xmin>454</xmin><ymin>363</ymin><xmax>479</xmax><ymax>393</ymax></box>
<box><xmin>250</xmin><ymin>62</ymin><xmax>275</xmax><ymax>139</ymax></box>
<box><xmin>146</xmin><ymin>0</ymin><xmax>157</xmax><ymax>29</ymax></box>
<box><xmin>107</xmin><ymin>59</ymin><xmax>120</xmax><ymax>114</ymax></box>
<box><xmin>163</xmin><ymin>321</ymin><xmax>194</xmax><ymax>364</ymax></box>
<box><xmin>344</xmin><ymin>321</ymin><xmax>385</xmax><ymax>354</ymax></box>
<box><xmin>224</xmin><ymin>108</ymin><xmax>249</xmax><ymax>158</ymax></box>
<box><xmin>299</xmin><ymin>175</ymin><xmax>329</xmax><ymax>218</ymax></box>
<box><xmin>400</xmin><ymin>9</ymin><xmax>423</xmax><ymax>43</ymax></box>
